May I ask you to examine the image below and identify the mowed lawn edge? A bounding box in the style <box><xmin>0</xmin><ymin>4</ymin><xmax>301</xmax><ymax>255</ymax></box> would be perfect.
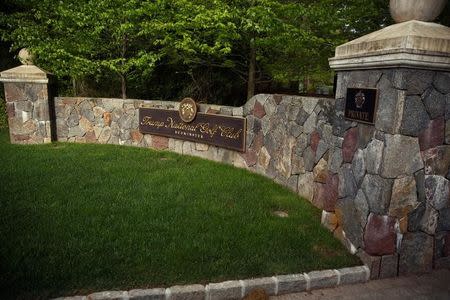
<box><xmin>0</xmin><ymin>129</ymin><xmax>360</xmax><ymax>299</ymax></box>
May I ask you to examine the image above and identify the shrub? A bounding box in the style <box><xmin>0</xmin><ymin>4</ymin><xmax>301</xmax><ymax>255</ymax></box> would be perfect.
<box><xmin>0</xmin><ymin>98</ymin><xmax>7</xmax><ymax>129</ymax></box>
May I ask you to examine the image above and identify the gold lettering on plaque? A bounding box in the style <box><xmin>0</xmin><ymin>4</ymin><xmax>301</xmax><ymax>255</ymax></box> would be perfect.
<box><xmin>347</xmin><ymin>110</ymin><xmax>370</xmax><ymax>122</ymax></box>
<box><xmin>140</xmin><ymin>116</ymin><xmax>165</xmax><ymax>128</ymax></box>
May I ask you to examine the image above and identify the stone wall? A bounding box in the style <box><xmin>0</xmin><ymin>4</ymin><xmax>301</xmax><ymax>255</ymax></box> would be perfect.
<box><xmin>54</xmin><ymin>95</ymin><xmax>335</xmax><ymax>195</ymax></box>
<box><xmin>325</xmin><ymin>69</ymin><xmax>450</xmax><ymax>278</ymax></box>
<box><xmin>4</xmin><ymin>79</ymin><xmax>449</xmax><ymax>279</ymax></box>
<box><xmin>3</xmin><ymin>82</ymin><xmax>53</xmax><ymax>143</ymax></box>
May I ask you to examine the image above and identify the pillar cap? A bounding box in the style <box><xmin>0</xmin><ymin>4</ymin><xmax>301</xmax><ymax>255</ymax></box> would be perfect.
<box><xmin>329</xmin><ymin>20</ymin><xmax>450</xmax><ymax>71</ymax></box>
<box><xmin>0</xmin><ymin>65</ymin><xmax>50</xmax><ymax>84</ymax></box>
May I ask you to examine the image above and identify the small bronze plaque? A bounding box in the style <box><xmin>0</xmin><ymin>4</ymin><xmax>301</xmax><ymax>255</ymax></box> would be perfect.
<box><xmin>139</xmin><ymin>108</ymin><xmax>246</xmax><ymax>152</ymax></box>
<box><xmin>344</xmin><ymin>88</ymin><xmax>378</xmax><ymax>124</ymax></box>
<box><xmin>179</xmin><ymin>98</ymin><xmax>197</xmax><ymax>123</ymax></box>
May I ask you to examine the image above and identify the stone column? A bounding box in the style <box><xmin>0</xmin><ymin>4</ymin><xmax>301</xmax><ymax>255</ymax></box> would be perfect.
<box><xmin>0</xmin><ymin>50</ymin><xmax>54</xmax><ymax>144</ymax></box>
<box><xmin>328</xmin><ymin>7</ymin><xmax>450</xmax><ymax>278</ymax></box>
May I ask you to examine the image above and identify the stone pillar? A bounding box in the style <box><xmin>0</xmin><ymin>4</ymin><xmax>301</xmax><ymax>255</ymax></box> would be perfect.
<box><xmin>0</xmin><ymin>50</ymin><xmax>54</xmax><ymax>144</ymax></box>
<box><xmin>329</xmin><ymin>11</ymin><xmax>450</xmax><ymax>277</ymax></box>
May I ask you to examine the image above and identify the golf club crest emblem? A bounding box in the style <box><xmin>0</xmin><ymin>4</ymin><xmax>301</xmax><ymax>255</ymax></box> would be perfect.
<box><xmin>179</xmin><ymin>97</ymin><xmax>197</xmax><ymax>123</ymax></box>
<box><xmin>354</xmin><ymin>90</ymin><xmax>366</xmax><ymax>109</ymax></box>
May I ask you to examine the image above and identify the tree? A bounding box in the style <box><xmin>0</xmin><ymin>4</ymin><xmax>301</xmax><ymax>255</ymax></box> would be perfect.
<box><xmin>1</xmin><ymin>0</ymin><xmax>237</xmax><ymax>99</ymax></box>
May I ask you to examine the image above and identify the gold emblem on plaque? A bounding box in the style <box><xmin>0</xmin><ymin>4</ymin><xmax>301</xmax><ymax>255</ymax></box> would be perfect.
<box><xmin>179</xmin><ymin>97</ymin><xmax>197</xmax><ymax>123</ymax></box>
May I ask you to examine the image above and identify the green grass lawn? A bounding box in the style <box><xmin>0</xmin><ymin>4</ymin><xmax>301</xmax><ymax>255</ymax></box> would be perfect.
<box><xmin>0</xmin><ymin>129</ymin><xmax>360</xmax><ymax>299</ymax></box>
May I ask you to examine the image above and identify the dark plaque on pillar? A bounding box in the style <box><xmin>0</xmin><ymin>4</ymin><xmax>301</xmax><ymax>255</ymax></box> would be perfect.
<box><xmin>344</xmin><ymin>88</ymin><xmax>378</xmax><ymax>125</ymax></box>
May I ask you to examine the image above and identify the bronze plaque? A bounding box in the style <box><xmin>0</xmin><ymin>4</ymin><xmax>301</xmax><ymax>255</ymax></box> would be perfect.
<box><xmin>139</xmin><ymin>108</ymin><xmax>246</xmax><ymax>152</ymax></box>
<box><xmin>179</xmin><ymin>98</ymin><xmax>197</xmax><ymax>123</ymax></box>
<box><xmin>344</xmin><ymin>88</ymin><xmax>378</xmax><ymax>124</ymax></box>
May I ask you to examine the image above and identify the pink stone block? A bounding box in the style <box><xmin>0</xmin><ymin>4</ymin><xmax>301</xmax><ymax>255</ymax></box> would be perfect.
<box><xmin>363</xmin><ymin>213</ymin><xmax>397</xmax><ymax>256</ymax></box>
<box><xmin>310</xmin><ymin>131</ymin><xmax>321</xmax><ymax>154</ymax></box>
<box><xmin>418</xmin><ymin>117</ymin><xmax>445</xmax><ymax>151</ymax></box>
<box><xmin>342</xmin><ymin>127</ymin><xmax>359</xmax><ymax>163</ymax></box>
<box><xmin>253</xmin><ymin>101</ymin><xmax>266</xmax><ymax>119</ymax></box>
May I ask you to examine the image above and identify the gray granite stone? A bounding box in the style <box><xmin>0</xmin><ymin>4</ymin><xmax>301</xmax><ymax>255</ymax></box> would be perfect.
<box><xmin>303</xmin><ymin>147</ymin><xmax>316</xmax><ymax>172</ymax></box>
<box><xmin>118</xmin><ymin>114</ymin><xmax>134</xmax><ymax>130</ymax></box>
<box><xmin>357</xmin><ymin>124</ymin><xmax>375</xmax><ymax>149</ymax></box>
<box><xmin>376</xmin><ymin>76</ymin><xmax>402</xmax><ymax>134</ymax></box>
<box><xmin>68</xmin><ymin>125</ymin><xmax>85</xmax><ymax>137</ymax></box>
<box><xmin>420</xmin><ymin>205</ymin><xmax>439</xmax><ymax>235</ymax></box>
<box><xmin>415</xmin><ymin>169</ymin><xmax>426</xmax><ymax>202</ymax></box>
<box><xmin>315</xmin><ymin>140</ymin><xmax>328</xmax><ymax>163</ymax></box>
<box><xmin>307</xmin><ymin>270</ymin><xmax>338</xmax><ymax>291</ymax></box>
<box><xmin>407</xmin><ymin>202</ymin><xmax>425</xmax><ymax>232</ymax></box>
<box><xmin>79</xmin><ymin>100</ymin><xmax>95</xmax><ymax>122</ymax></box>
<box><xmin>87</xmin><ymin>291</ymin><xmax>128</xmax><ymax>300</ymax></box>
<box><xmin>302</xmin><ymin>98</ymin><xmax>319</xmax><ymax>115</ymax></box>
<box><xmin>298</xmin><ymin>172</ymin><xmax>314</xmax><ymax>201</ymax></box>
<box><xmin>337</xmin><ymin>266</ymin><xmax>368</xmax><ymax>285</ymax></box>
<box><xmin>423</xmin><ymin>88</ymin><xmax>446</xmax><ymax>119</ymax></box>
<box><xmin>425</xmin><ymin>175</ymin><xmax>450</xmax><ymax>210</ymax></box>
<box><xmin>328</xmin><ymin>148</ymin><xmax>343</xmax><ymax>174</ymax></box>
<box><xmin>352</xmin><ymin>149</ymin><xmax>365</xmax><ymax>186</ymax></box>
<box><xmin>399</xmin><ymin>232</ymin><xmax>434</xmax><ymax>275</ymax></box>
<box><xmin>276</xmin><ymin>274</ymin><xmax>307</xmax><ymax>295</ymax></box>
<box><xmin>295</xmin><ymin>108</ymin><xmax>309</xmax><ymax>125</ymax></box>
<box><xmin>129</xmin><ymin>288</ymin><xmax>165</xmax><ymax>300</ymax></box>
<box><xmin>56</xmin><ymin>118</ymin><xmax>69</xmax><ymax>138</ymax></box>
<box><xmin>219</xmin><ymin>106</ymin><xmax>233</xmax><ymax>116</ymax></box>
<box><xmin>380</xmin><ymin>254</ymin><xmax>399</xmax><ymax>279</ymax></box>
<box><xmin>433</xmin><ymin>72</ymin><xmax>450</xmax><ymax>94</ymax></box>
<box><xmin>400</xmin><ymin>96</ymin><xmax>430</xmax><ymax>136</ymax></box>
<box><xmin>103</xmin><ymin>98</ymin><xmax>123</xmax><ymax>112</ymax></box>
<box><xmin>437</xmin><ymin>208</ymin><xmax>450</xmax><ymax>231</ymax></box>
<box><xmin>422</xmin><ymin>146</ymin><xmax>450</xmax><ymax>177</ymax></box>
<box><xmin>357</xmin><ymin>250</ymin><xmax>381</xmax><ymax>280</ymax></box>
<box><xmin>336</xmin><ymin>196</ymin><xmax>365</xmax><ymax>248</ymax></box>
<box><xmin>264</xmin><ymin>97</ymin><xmax>277</xmax><ymax>116</ymax></box>
<box><xmin>332</xmin><ymin>98</ymin><xmax>352</xmax><ymax>137</ymax></box>
<box><xmin>289</xmin><ymin>123</ymin><xmax>303</xmax><ymax>138</ymax></box>
<box><xmin>206</xmin><ymin>281</ymin><xmax>242</xmax><ymax>300</ymax></box>
<box><xmin>98</xmin><ymin>127</ymin><xmax>112</xmax><ymax>144</ymax></box>
<box><xmin>404</xmin><ymin>69</ymin><xmax>434</xmax><ymax>96</ymax></box>
<box><xmin>167</xmin><ymin>285</ymin><xmax>205</xmax><ymax>300</ymax></box>
<box><xmin>446</xmin><ymin>120</ymin><xmax>450</xmax><ymax>144</ymax></box>
<box><xmin>67</xmin><ymin>109</ymin><xmax>80</xmax><ymax>127</ymax></box>
<box><xmin>303</xmin><ymin>112</ymin><xmax>317</xmax><ymax>134</ymax></box>
<box><xmin>389</xmin><ymin>176</ymin><xmax>418</xmax><ymax>218</ymax></box>
<box><xmin>15</xmin><ymin>100</ymin><xmax>33</xmax><ymax>112</ymax></box>
<box><xmin>338</xmin><ymin>164</ymin><xmax>357</xmax><ymax>199</ymax></box>
<box><xmin>296</xmin><ymin>134</ymin><xmax>308</xmax><ymax>154</ymax></box>
<box><xmin>364</xmin><ymin>139</ymin><xmax>383</xmax><ymax>174</ymax></box>
<box><xmin>242</xmin><ymin>277</ymin><xmax>276</xmax><ymax>296</ymax></box>
<box><xmin>361</xmin><ymin>174</ymin><xmax>393</xmax><ymax>215</ymax></box>
<box><xmin>380</xmin><ymin>134</ymin><xmax>423</xmax><ymax>178</ymax></box>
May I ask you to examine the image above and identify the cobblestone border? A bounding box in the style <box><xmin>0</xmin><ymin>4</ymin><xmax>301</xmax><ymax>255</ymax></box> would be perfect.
<box><xmin>53</xmin><ymin>266</ymin><xmax>369</xmax><ymax>300</ymax></box>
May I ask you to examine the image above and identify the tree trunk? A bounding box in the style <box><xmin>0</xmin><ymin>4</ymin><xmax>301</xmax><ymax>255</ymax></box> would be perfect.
<box><xmin>120</xmin><ymin>74</ymin><xmax>127</xmax><ymax>99</ymax></box>
<box><xmin>72</xmin><ymin>78</ymin><xmax>77</xmax><ymax>96</ymax></box>
<box><xmin>247</xmin><ymin>37</ymin><xmax>256</xmax><ymax>101</ymax></box>
<box><xmin>120</xmin><ymin>35</ymin><xmax>128</xmax><ymax>100</ymax></box>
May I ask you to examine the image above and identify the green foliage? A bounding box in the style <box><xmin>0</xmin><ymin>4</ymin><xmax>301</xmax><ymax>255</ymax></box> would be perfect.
<box><xmin>3</xmin><ymin>0</ymin><xmax>442</xmax><ymax>103</ymax></box>
<box><xmin>0</xmin><ymin>130</ymin><xmax>360</xmax><ymax>299</ymax></box>
<box><xmin>0</xmin><ymin>99</ymin><xmax>7</xmax><ymax>129</ymax></box>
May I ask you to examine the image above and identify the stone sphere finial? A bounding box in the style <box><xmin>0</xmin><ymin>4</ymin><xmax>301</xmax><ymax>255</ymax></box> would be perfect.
<box><xmin>390</xmin><ymin>0</ymin><xmax>447</xmax><ymax>23</ymax></box>
<box><xmin>18</xmin><ymin>48</ymin><xmax>34</xmax><ymax>65</ymax></box>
